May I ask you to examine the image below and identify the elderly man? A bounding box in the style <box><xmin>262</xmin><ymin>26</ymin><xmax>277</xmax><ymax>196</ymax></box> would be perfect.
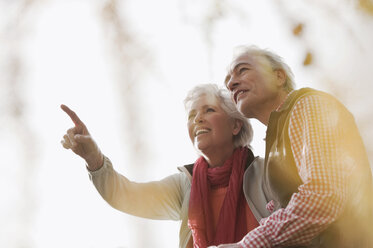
<box><xmin>216</xmin><ymin>46</ymin><xmax>373</xmax><ymax>248</ymax></box>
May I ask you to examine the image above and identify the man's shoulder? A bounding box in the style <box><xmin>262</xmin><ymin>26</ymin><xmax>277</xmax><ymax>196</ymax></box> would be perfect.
<box><xmin>291</xmin><ymin>87</ymin><xmax>345</xmax><ymax>110</ymax></box>
<box><xmin>295</xmin><ymin>87</ymin><xmax>338</xmax><ymax>100</ymax></box>
<box><xmin>291</xmin><ymin>88</ymin><xmax>351</xmax><ymax>122</ymax></box>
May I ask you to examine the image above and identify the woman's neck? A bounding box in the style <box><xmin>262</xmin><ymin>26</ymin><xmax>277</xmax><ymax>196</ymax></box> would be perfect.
<box><xmin>201</xmin><ymin>145</ymin><xmax>235</xmax><ymax>168</ymax></box>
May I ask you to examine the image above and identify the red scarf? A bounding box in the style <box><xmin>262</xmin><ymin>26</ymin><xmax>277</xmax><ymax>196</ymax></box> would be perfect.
<box><xmin>188</xmin><ymin>147</ymin><xmax>249</xmax><ymax>248</ymax></box>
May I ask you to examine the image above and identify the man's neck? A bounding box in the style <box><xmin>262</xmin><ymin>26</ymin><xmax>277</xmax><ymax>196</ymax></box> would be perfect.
<box><xmin>260</xmin><ymin>90</ymin><xmax>290</xmax><ymax>126</ymax></box>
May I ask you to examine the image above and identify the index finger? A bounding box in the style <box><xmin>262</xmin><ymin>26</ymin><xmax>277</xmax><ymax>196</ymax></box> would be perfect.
<box><xmin>60</xmin><ymin>104</ymin><xmax>85</xmax><ymax>127</ymax></box>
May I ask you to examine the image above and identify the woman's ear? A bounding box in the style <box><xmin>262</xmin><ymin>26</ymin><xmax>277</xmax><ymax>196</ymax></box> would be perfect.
<box><xmin>232</xmin><ymin>119</ymin><xmax>243</xmax><ymax>136</ymax></box>
<box><xmin>275</xmin><ymin>69</ymin><xmax>286</xmax><ymax>87</ymax></box>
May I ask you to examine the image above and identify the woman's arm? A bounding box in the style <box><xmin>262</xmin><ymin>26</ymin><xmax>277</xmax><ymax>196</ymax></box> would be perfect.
<box><xmin>89</xmin><ymin>156</ymin><xmax>186</xmax><ymax>220</ymax></box>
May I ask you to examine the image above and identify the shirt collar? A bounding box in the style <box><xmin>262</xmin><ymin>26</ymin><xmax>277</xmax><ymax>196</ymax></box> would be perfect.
<box><xmin>276</xmin><ymin>90</ymin><xmax>295</xmax><ymax>112</ymax></box>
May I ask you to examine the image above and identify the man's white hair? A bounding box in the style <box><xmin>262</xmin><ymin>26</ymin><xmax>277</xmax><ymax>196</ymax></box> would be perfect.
<box><xmin>231</xmin><ymin>45</ymin><xmax>296</xmax><ymax>92</ymax></box>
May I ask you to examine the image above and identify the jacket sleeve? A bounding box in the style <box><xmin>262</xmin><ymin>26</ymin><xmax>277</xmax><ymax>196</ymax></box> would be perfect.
<box><xmin>88</xmin><ymin>155</ymin><xmax>187</xmax><ymax>220</ymax></box>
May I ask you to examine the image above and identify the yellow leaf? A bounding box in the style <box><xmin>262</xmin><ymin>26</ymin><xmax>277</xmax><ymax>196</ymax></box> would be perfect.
<box><xmin>292</xmin><ymin>23</ymin><xmax>303</xmax><ymax>36</ymax></box>
<box><xmin>303</xmin><ymin>52</ymin><xmax>312</xmax><ymax>66</ymax></box>
<box><xmin>359</xmin><ymin>0</ymin><xmax>373</xmax><ymax>15</ymax></box>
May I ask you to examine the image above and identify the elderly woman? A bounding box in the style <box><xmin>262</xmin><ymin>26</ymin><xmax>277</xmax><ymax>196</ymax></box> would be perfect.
<box><xmin>61</xmin><ymin>84</ymin><xmax>262</xmax><ymax>248</ymax></box>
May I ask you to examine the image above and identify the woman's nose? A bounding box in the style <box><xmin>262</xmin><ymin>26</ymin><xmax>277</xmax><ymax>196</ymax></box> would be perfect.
<box><xmin>193</xmin><ymin>112</ymin><xmax>204</xmax><ymax>124</ymax></box>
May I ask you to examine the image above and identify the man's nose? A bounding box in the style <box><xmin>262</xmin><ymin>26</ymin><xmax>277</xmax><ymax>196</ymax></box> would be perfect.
<box><xmin>226</xmin><ymin>76</ymin><xmax>240</xmax><ymax>92</ymax></box>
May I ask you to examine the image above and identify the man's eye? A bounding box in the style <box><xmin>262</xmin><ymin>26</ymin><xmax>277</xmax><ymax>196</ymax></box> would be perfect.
<box><xmin>206</xmin><ymin>108</ymin><xmax>215</xmax><ymax>112</ymax></box>
<box><xmin>224</xmin><ymin>75</ymin><xmax>231</xmax><ymax>87</ymax></box>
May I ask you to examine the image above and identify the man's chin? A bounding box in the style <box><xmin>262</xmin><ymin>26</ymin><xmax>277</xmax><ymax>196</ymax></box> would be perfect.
<box><xmin>237</xmin><ymin>102</ymin><xmax>247</xmax><ymax>116</ymax></box>
<box><xmin>237</xmin><ymin>103</ymin><xmax>252</xmax><ymax>118</ymax></box>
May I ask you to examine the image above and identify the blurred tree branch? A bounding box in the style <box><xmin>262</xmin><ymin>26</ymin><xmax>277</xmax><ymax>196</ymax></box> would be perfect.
<box><xmin>0</xmin><ymin>0</ymin><xmax>43</xmax><ymax>247</ymax></box>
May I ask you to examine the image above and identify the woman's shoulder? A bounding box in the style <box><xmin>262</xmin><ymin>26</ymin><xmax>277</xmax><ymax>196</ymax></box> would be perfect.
<box><xmin>177</xmin><ymin>163</ymin><xmax>194</xmax><ymax>181</ymax></box>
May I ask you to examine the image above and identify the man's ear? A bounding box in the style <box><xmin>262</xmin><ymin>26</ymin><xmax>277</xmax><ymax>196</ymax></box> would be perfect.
<box><xmin>275</xmin><ymin>69</ymin><xmax>286</xmax><ymax>87</ymax></box>
<box><xmin>232</xmin><ymin>119</ymin><xmax>243</xmax><ymax>136</ymax></box>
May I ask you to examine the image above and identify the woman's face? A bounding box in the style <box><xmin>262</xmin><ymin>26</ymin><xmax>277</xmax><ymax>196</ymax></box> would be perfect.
<box><xmin>187</xmin><ymin>94</ymin><xmax>240</xmax><ymax>154</ymax></box>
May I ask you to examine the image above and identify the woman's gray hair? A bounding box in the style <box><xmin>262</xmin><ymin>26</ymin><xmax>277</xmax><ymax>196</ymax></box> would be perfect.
<box><xmin>184</xmin><ymin>84</ymin><xmax>253</xmax><ymax>148</ymax></box>
<box><xmin>231</xmin><ymin>45</ymin><xmax>295</xmax><ymax>92</ymax></box>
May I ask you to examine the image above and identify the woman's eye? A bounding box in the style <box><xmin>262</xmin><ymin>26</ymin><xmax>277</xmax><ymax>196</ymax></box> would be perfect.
<box><xmin>188</xmin><ymin>114</ymin><xmax>195</xmax><ymax>120</ymax></box>
<box><xmin>239</xmin><ymin>68</ymin><xmax>248</xmax><ymax>74</ymax></box>
<box><xmin>206</xmin><ymin>108</ymin><xmax>215</xmax><ymax>112</ymax></box>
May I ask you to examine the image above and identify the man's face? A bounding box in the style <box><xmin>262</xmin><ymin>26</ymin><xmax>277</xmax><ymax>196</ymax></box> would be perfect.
<box><xmin>225</xmin><ymin>54</ymin><xmax>280</xmax><ymax>118</ymax></box>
